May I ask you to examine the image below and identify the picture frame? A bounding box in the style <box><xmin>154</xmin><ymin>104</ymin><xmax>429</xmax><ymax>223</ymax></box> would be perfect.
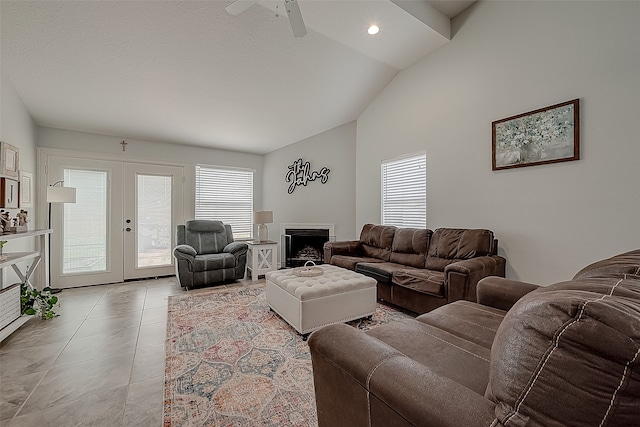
<box><xmin>19</xmin><ymin>171</ymin><xmax>33</xmax><ymax>208</ymax></box>
<box><xmin>0</xmin><ymin>142</ymin><xmax>20</xmax><ymax>178</ymax></box>
<box><xmin>492</xmin><ymin>99</ymin><xmax>580</xmax><ymax>171</ymax></box>
<box><xmin>0</xmin><ymin>178</ymin><xmax>19</xmax><ymax>209</ymax></box>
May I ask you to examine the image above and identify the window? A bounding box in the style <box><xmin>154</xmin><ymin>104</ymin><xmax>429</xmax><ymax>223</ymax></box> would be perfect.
<box><xmin>195</xmin><ymin>165</ymin><xmax>254</xmax><ymax>239</ymax></box>
<box><xmin>381</xmin><ymin>152</ymin><xmax>426</xmax><ymax>228</ymax></box>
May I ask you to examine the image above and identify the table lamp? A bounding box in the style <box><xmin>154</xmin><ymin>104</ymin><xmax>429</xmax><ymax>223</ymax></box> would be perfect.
<box><xmin>254</xmin><ymin>211</ymin><xmax>273</xmax><ymax>242</ymax></box>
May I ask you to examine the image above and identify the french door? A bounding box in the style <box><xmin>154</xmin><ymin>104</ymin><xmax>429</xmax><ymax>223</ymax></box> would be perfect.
<box><xmin>123</xmin><ymin>163</ymin><xmax>184</xmax><ymax>280</ymax></box>
<box><xmin>47</xmin><ymin>156</ymin><xmax>184</xmax><ymax>288</ymax></box>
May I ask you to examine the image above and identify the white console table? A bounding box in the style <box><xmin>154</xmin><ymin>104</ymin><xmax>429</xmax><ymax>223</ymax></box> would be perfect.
<box><xmin>0</xmin><ymin>229</ymin><xmax>52</xmax><ymax>342</ymax></box>
<box><xmin>246</xmin><ymin>240</ymin><xmax>278</xmax><ymax>281</ymax></box>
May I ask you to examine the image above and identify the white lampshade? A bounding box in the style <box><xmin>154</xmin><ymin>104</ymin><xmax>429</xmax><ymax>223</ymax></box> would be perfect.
<box><xmin>254</xmin><ymin>211</ymin><xmax>273</xmax><ymax>224</ymax></box>
<box><xmin>47</xmin><ymin>186</ymin><xmax>77</xmax><ymax>203</ymax></box>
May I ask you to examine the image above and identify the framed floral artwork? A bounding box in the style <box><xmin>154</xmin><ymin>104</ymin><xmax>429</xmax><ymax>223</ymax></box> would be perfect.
<box><xmin>492</xmin><ymin>99</ymin><xmax>580</xmax><ymax>171</ymax></box>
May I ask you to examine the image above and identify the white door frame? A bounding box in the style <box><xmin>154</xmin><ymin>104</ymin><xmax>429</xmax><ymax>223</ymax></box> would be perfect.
<box><xmin>37</xmin><ymin>148</ymin><xmax>186</xmax><ymax>288</ymax></box>
<box><xmin>46</xmin><ymin>156</ymin><xmax>125</xmax><ymax>287</ymax></box>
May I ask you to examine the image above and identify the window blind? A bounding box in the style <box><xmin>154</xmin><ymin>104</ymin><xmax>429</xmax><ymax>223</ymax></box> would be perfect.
<box><xmin>381</xmin><ymin>153</ymin><xmax>426</xmax><ymax>228</ymax></box>
<box><xmin>195</xmin><ymin>165</ymin><xmax>254</xmax><ymax>239</ymax></box>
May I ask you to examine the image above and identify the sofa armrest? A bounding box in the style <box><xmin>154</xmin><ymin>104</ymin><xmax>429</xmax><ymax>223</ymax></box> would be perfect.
<box><xmin>309</xmin><ymin>324</ymin><xmax>496</xmax><ymax>427</ymax></box>
<box><xmin>444</xmin><ymin>255</ymin><xmax>506</xmax><ymax>303</ymax></box>
<box><xmin>323</xmin><ymin>240</ymin><xmax>362</xmax><ymax>263</ymax></box>
<box><xmin>173</xmin><ymin>245</ymin><xmax>196</xmax><ymax>288</ymax></box>
<box><xmin>477</xmin><ymin>276</ymin><xmax>540</xmax><ymax>311</ymax></box>
<box><xmin>173</xmin><ymin>244</ymin><xmax>197</xmax><ymax>258</ymax></box>
<box><xmin>224</xmin><ymin>241</ymin><xmax>248</xmax><ymax>256</ymax></box>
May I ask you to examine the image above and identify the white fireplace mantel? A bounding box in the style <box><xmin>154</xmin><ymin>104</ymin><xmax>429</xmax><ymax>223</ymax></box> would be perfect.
<box><xmin>280</xmin><ymin>223</ymin><xmax>335</xmax><ymax>237</ymax></box>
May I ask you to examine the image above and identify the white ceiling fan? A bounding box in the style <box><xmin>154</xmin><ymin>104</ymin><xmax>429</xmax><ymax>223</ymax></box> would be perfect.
<box><xmin>226</xmin><ymin>0</ymin><xmax>308</xmax><ymax>38</ymax></box>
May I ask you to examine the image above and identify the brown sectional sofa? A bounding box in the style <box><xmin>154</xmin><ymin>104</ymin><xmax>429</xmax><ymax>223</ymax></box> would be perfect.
<box><xmin>309</xmin><ymin>249</ymin><xmax>640</xmax><ymax>427</ymax></box>
<box><xmin>324</xmin><ymin>224</ymin><xmax>506</xmax><ymax>313</ymax></box>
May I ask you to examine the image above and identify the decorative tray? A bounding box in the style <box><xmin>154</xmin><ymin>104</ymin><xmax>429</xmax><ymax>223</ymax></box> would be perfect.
<box><xmin>292</xmin><ymin>261</ymin><xmax>323</xmax><ymax>277</ymax></box>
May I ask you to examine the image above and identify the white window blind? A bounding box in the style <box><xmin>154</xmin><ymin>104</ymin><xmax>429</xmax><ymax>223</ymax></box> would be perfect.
<box><xmin>381</xmin><ymin>153</ymin><xmax>426</xmax><ymax>228</ymax></box>
<box><xmin>195</xmin><ymin>165</ymin><xmax>254</xmax><ymax>239</ymax></box>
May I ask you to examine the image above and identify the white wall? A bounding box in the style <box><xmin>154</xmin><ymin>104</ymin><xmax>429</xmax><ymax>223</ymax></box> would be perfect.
<box><xmin>1</xmin><ymin>77</ymin><xmax>37</xmax><ymax>171</ymax></box>
<box><xmin>36</xmin><ymin>126</ymin><xmax>263</xmax><ymax>223</ymax></box>
<box><xmin>356</xmin><ymin>1</ymin><xmax>640</xmax><ymax>284</ymax></box>
<box><xmin>263</xmin><ymin>121</ymin><xmax>357</xmax><ymax>241</ymax></box>
<box><xmin>0</xmin><ymin>73</ymin><xmax>38</xmax><ymax>283</ymax></box>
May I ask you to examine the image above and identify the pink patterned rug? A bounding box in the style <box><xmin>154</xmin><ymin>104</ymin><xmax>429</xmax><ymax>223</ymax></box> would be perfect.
<box><xmin>163</xmin><ymin>282</ymin><xmax>414</xmax><ymax>426</ymax></box>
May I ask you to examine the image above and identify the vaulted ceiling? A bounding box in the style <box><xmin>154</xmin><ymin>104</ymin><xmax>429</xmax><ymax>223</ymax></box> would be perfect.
<box><xmin>1</xmin><ymin>1</ymin><xmax>474</xmax><ymax>154</ymax></box>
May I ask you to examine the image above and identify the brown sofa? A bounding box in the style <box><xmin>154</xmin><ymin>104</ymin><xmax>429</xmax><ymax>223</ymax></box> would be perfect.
<box><xmin>324</xmin><ymin>224</ymin><xmax>506</xmax><ymax>313</ymax></box>
<box><xmin>309</xmin><ymin>249</ymin><xmax>640</xmax><ymax>427</ymax></box>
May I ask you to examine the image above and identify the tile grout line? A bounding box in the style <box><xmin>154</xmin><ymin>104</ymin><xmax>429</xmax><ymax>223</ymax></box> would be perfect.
<box><xmin>121</xmin><ymin>282</ymin><xmax>152</xmax><ymax>426</ymax></box>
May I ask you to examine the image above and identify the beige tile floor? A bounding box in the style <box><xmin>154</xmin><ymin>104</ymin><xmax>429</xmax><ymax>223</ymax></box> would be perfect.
<box><xmin>0</xmin><ymin>276</ymin><xmax>196</xmax><ymax>426</ymax></box>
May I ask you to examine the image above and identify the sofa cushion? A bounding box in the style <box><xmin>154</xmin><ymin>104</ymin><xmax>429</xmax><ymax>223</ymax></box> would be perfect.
<box><xmin>392</xmin><ymin>268</ymin><xmax>445</xmax><ymax>297</ymax></box>
<box><xmin>573</xmin><ymin>248</ymin><xmax>640</xmax><ymax>280</ymax></box>
<box><xmin>426</xmin><ymin>228</ymin><xmax>494</xmax><ymax>271</ymax></box>
<box><xmin>416</xmin><ymin>300</ymin><xmax>506</xmax><ymax>349</ymax></box>
<box><xmin>487</xmin><ymin>276</ymin><xmax>640</xmax><ymax>426</ymax></box>
<box><xmin>331</xmin><ymin>255</ymin><xmax>384</xmax><ymax>271</ymax></box>
<box><xmin>185</xmin><ymin>220</ymin><xmax>229</xmax><ymax>255</ymax></box>
<box><xmin>366</xmin><ymin>320</ymin><xmax>491</xmax><ymax>395</ymax></box>
<box><xmin>359</xmin><ymin>224</ymin><xmax>396</xmax><ymax>261</ymax></box>
<box><xmin>389</xmin><ymin>228</ymin><xmax>431</xmax><ymax>268</ymax></box>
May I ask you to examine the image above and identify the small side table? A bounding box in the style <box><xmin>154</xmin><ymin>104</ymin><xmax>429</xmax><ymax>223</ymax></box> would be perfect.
<box><xmin>246</xmin><ymin>240</ymin><xmax>278</xmax><ymax>281</ymax></box>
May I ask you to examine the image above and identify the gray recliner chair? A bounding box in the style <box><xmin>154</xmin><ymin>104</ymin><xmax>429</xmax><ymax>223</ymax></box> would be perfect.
<box><xmin>173</xmin><ymin>220</ymin><xmax>248</xmax><ymax>289</ymax></box>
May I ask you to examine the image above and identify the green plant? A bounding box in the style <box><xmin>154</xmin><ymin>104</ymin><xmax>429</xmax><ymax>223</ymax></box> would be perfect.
<box><xmin>21</xmin><ymin>283</ymin><xmax>59</xmax><ymax>319</ymax></box>
<box><xmin>0</xmin><ymin>240</ymin><xmax>7</xmax><ymax>259</ymax></box>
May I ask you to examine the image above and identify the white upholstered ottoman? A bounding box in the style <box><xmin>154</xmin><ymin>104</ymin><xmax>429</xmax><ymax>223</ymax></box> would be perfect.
<box><xmin>265</xmin><ymin>264</ymin><xmax>377</xmax><ymax>338</ymax></box>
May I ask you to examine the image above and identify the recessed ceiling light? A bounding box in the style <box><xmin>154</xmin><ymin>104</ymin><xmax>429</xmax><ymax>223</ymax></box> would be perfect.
<box><xmin>368</xmin><ymin>25</ymin><xmax>379</xmax><ymax>35</ymax></box>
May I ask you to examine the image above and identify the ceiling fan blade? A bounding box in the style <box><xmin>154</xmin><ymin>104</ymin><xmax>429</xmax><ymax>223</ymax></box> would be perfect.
<box><xmin>225</xmin><ymin>0</ymin><xmax>257</xmax><ymax>16</ymax></box>
<box><xmin>284</xmin><ymin>0</ymin><xmax>307</xmax><ymax>38</ymax></box>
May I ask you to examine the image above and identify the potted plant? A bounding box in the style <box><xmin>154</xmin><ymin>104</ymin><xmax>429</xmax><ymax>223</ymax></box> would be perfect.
<box><xmin>20</xmin><ymin>281</ymin><xmax>59</xmax><ymax>319</ymax></box>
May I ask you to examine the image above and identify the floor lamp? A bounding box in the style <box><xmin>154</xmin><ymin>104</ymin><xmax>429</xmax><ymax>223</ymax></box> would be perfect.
<box><xmin>46</xmin><ymin>181</ymin><xmax>76</xmax><ymax>291</ymax></box>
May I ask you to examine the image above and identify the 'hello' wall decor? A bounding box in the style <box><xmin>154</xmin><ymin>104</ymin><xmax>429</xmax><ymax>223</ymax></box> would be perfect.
<box><xmin>285</xmin><ymin>158</ymin><xmax>330</xmax><ymax>194</ymax></box>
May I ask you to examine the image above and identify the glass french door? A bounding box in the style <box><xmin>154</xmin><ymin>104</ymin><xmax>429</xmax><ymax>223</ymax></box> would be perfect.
<box><xmin>123</xmin><ymin>163</ymin><xmax>184</xmax><ymax>280</ymax></box>
<box><xmin>47</xmin><ymin>156</ymin><xmax>184</xmax><ymax>288</ymax></box>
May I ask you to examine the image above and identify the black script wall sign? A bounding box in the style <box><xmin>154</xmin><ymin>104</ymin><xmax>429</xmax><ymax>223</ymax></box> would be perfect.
<box><xmin>285</xmin><ymin>158</ymin><xmax>330</xmax><ymax>194</ymax></box>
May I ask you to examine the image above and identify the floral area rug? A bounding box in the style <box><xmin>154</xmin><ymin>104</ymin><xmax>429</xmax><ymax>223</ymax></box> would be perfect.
<box><xmin>163</xmin><ymin>282</ymin><xmax>414</xmax><ymax>427</ymax></box>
